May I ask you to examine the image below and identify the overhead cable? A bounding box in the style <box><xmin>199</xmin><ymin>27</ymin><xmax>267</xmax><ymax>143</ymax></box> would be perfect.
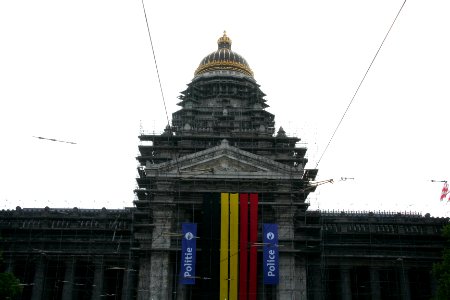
<box><xmin>140</xmin><ymin>0</ymin><xmax>170</xmax><ymax>127</ymax></box>
<box><xmin>315</xmin><ymin>0</ymin><xmax>407</xmax><ymax>168</ymax></box>
<box><xmin>32</xmin><ymin>136</ymin><xmax>77</xmax><ymax>144</ymax></box>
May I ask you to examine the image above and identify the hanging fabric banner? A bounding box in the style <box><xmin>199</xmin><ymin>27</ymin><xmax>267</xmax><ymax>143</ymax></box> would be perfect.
<box><xmin>180</xmin><ymin>222</ymin><xmax>197</xmax><ymax>285</ymax></box>
<box><xmin>229</xmin><ymin>193</ymin><xmax>239</xmax><ymax>300</ymax></box>
<box><xmin>249</xmin><ymin>193</ymin><xmax>258</xmax><ymax>300</ymax></box>
<box><xmin>220</xmin><ymin>193</ymin><xmax>230</xmax><ymax>300</ymax></box>
<box><xmin>239</xmin><ymin>193</ymin><xmax>249</xmax><ymax>300</ymax></box>
<box><xmin>263</xmin><ymin>223</ymin><xmax>279</xmax><ymax>285</ymax></box>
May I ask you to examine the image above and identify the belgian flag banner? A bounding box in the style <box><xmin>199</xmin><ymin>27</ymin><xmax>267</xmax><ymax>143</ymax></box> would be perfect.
<box><xmin>219</xmin><ymin>193</ymin><xmax>259</xmax><ymax>300</ymax></box>
<box><xmin>188</xmin><ymin>193</ymin><xmax>261</xmax><ymax>300</ymax></box>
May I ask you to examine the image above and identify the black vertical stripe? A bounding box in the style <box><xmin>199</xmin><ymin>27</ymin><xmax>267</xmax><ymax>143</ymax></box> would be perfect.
<box><xmin>211</xmin><ymin>193</ymin><xmax>221</xmax><ymax>299</ymax></box>
<box><xmin>195</xmin><ymin>193</ymin><xmax>221</xmax><ymax>299</ymax></box>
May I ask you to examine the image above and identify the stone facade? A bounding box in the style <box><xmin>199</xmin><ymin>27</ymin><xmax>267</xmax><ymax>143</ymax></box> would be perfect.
<box><xmin>0</xmin><ymin>207</ymin><xmax>135</xmax><ymax>299</ymax></box>
<box><xmin>0</xmin><ymin>33</ymin><xmax>448</xmax><ymax>299</ymax></box>
<box><xmin>0</xmin><ymin>208</ymin><xmax>446</xmax><ymax>299</ymax></box>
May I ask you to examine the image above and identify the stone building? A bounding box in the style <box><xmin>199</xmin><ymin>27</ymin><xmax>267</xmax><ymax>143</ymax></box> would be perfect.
<box><xmin>0</xmin><ymin>33</ymin><xmax>448</xmax><ymax>300</ymax></box>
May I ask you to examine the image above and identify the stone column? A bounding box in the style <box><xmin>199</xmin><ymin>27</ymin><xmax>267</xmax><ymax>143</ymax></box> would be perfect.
<box><xmin>149</xmin><ymin>252</ymin><xmax>171</xmax><ymax>300</ymax></box>
<box><xmin>274</xmin><ymin>201</ymin><xmax>299</xmax><ymax>300</ymax></box>
<box><xmin>176</xmin><ymin>282</ymin><xmax>187</xmax><ymax>300</ymax></box>
<box><xmin>370</xmin><ymin>267</ymin><xmax>381</xmax><ymax>300</ymax></box>
<box><xmin>277</xmin><ymin>254</ymin><xmax>295</xmax><ymax>300</ymax></box>
<box><xmin>137</xmin><ymin>257</ymin><xmax>152</xmax><ymax>300</ymax></box>
<box><xmin>150</xmin><ymin>187</ymin><xmax>173</xmax><ymax>300</ymax></box>
<box><xmin>430</xmin><ymin>274</ymin><xmax>438</xmax><ymax>299</ymax></box>
<box><xmin>275</xmin><ymin>255</ymin><xmax>307</xmax><ymax>300</ymax></box>
<box><xmin>121</xmin><ymin>261</ymin><xmax>137</xmax><ymax>300</ymax></box>
<box><xmin>309</xmin><ymin>266</ymin><xmax>322</xmax><ymax>300</ymax></box>
<box><xmin>31</xmin><ymin>257</ymin><xmax>45</xmax><ymax>300</ymax></box>
<box><xmin>295</xmin><ymin>257</ymin><xmax>308</xmax><ymax>300</ymax></box>
<box><xmin>4</xmin><ymin>257</ymin><xmax>14</xmax><ymax>273</ymax></box>
<box><xmin>340</xmin><ymin>267</ymin><xmax>352</xmax><ymax>300</ymax></box>
<box><xmin>92</xmin><ymin>257</ymin><xmax>104</xmax><ymax>300</ymax></box>
<box><xmin>62</xmin><ymin>257</ymin><xmax>75</xmax><ymax>300</ymax></box>
<box><xmin>137</xmin><ymin>182</ymin><xmax>174</xmax><ymax>300</ymax></box>
<box><xmin>399</xmin><ymin>266</ymin><xmax>410</xmax><ymax>300</ymax></box>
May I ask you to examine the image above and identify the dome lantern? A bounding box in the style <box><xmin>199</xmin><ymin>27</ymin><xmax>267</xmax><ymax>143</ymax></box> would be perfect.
<box><xmin>217</xmin><ymin>31</ymin><xmax>232</xmax><ymax>49</ymax></box>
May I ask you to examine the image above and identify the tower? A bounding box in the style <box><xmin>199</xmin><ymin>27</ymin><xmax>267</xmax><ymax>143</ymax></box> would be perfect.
<box><xmin>134</xmin><ymin>32</ymin><xmax>319</xmax><ymax>299</ymax></box>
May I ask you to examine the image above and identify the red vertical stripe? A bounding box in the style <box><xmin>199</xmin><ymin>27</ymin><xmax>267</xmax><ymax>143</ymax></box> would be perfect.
<box><xmin>249</xmin><ymin>193</ymin><xmax>258</xmax><ymax>300</ymax></box>
<box><xmin>239</xmin><ymin>194</ymin><xmax>249</xmax><ymax>300</ymax></box>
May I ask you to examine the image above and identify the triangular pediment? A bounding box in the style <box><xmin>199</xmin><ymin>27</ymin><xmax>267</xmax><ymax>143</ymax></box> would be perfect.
<box><xmin>144</xmin><ymin>139</ymin><xmax>303</xmax><ymax>179</ymax></box>
<box><xmin>180</xmin><ymin>154</ymin><xmax>268</xmax><ymax>173</ymax></box>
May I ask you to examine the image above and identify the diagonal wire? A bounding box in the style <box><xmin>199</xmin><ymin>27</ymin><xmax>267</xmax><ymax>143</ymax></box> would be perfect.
<box><xmin>140</xmin><ymin>0</ymin><xmax>170</xmax><ymax>127</ymax></box>
<box><xmin>315</xmin><ymin>0</ymin><xmax>407</xmax><ymax>168</ymax></box>
<box><xmin>140</xmin><ymin>0</ymin><xmax>183</xmax><ymax>185</ymax></box>
<box><xmin>32</xmin><ymin>136</ymin><xmax>77</xmax><ymax>144</ymax></box>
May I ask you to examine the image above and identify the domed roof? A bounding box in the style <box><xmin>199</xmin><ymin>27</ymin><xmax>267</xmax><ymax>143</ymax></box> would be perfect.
<box><xmin>194</xmin><ymin>31</ymin><xmax>254</xmax><ymax>78</ymax></box>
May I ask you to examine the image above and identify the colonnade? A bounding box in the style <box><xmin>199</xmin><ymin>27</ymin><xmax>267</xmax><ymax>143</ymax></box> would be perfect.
<box><xmin>309</xmin><ymin>264</ymin><xmax>422</xmax><ymax>300</ymax></box>
<box><xmin>7</xmin><ymin>256</ymin><xmax>135</xmax><ymax>300</ymax></box>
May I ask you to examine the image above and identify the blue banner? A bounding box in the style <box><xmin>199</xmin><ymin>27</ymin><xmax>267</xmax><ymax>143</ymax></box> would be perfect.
<box><xmin>263</xmin><ymin>223</ymin><xmax>279</xmax><ymax>284</ymax></box>
<box><xmin>180</xmin><ymin>223</ymin><xmax>197</xmax><ymax>285</ymax></box>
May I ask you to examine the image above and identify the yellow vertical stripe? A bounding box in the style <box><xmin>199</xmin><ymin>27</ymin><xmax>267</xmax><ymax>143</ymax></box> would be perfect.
<box><xmin>220</xmin><ymin>193</ymin><xmax>229</xmax><ymax>300</ymax></box>
<box><xmin>229</xmin><ymin>193</ymin><xmax>239</xmax><ymax>300</ymax></box>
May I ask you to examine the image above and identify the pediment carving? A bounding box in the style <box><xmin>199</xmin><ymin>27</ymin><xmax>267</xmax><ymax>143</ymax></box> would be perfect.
<box><xmin>181</xmin><ymin>155</ymin><xmax>267</xmax><ymax>173</ymax></box>
<box><xmin>145</xmin><ymin>139</ymin><xmax>303</xmax><ymax>179</ymax></box>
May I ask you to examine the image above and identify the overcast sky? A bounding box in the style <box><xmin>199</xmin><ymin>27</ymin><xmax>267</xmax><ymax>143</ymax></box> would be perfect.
<box><xmin>1</xmin><ymin>0</ymin><xmax>449</xmax><ymax>216</ymax></box>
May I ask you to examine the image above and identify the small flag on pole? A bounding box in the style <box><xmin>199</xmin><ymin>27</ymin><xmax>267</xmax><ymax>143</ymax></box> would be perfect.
<box><xmin>440</xmin><ymin>182</ymin><xmax>448</xmax><ymax>201</ymax></box>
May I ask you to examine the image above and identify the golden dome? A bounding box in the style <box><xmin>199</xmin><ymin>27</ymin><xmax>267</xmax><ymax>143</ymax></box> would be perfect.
<box><xmin>194</xmin><ymin>31</ymin><xmax>254</xmax><ymax>78</ymax></box>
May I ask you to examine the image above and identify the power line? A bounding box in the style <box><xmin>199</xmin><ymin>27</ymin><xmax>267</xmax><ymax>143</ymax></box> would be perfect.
<box><xmin>315</xmin><ymin>0</ymin><xmax>407</xmax><ymax>168</ymax></box>
<box><xmin>139</xmin><ymin>0</ymin><xmax>182</xmax><ymax>178</ymax></box>
<box><xmin>32</xmin><ymin>136</ymin><xmax>77</xmax><ymax>144</ymax></box>
<box><xmin>140</xmin><ymin>0</ymin><xmax>170</xmax><ymax>127</ymax></box>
